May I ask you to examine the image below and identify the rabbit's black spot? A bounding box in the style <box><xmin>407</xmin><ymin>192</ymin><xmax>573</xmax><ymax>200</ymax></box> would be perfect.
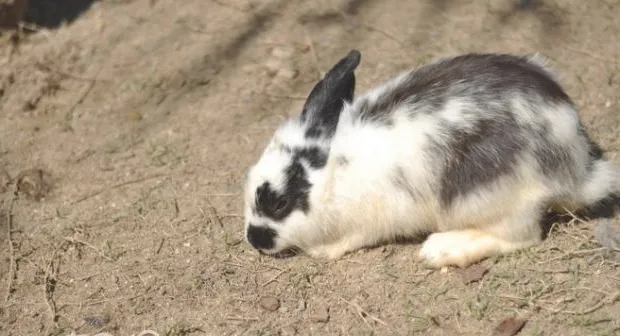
<box><xmin>294</xmin><ymin>146</ymin><xmax>328</xmax><ymax>169</ymax></box>
<box><xmin>255</xmin><ymin>182</ymin><xmax>295</xmax><ymax>221</ymax></box>
<box><xmin>439</xmin><ymin>115</ymin><xmax>524</xmax><ymax>207</ymax></box>
<box><xmin>304</xmin><ymin>126</ymin><xmax>324</xmax><ymax>139</ymax></box>
<box><xmin>579</xmin><ymin>125</ymin><xmax>604</xmax><ymax>162</ymax></box>
<box><xmin>283</xmin><ymin>160</ymin><xmax>311</xmax><ymax>213</ymax></box>
<box><xmin>247</xmin><ymin>225</ymin><xmax>278</xmax><ymax>250</ymax></box>
<box><xmin>533</xmin><ymin>144</ymin><xmax>572</xmax><ymax>175</ymax></box>
<box><xmin>301</xmin><ymin>50</ymin><xmax>360</xmax><ymax>139</ymax></box>
<box><xmin>526</xmin><ymin>120</ymin><xmax>572</xmax><ymax>175</ymax></box>
<box><xmin>255</xmin><ymin>161</ymin><xmax>312</xmax><ymax>221</ymax></box>
<box><xmin>357</xmin><ymin>98</ymin><xmax>395</xmax><ymax>127</ymax></box>
<box><xmin>392</xmin><ymin>166</ymin><xmax>419</xmax><ymax>199</ymax></box>
<box><xmin>255</xmin><ymin>182</ymin><xmax>281</xmax><ymax>219</ymax></box>
<box><xmin>356</xmin><ymin>54</ymin><xmax>570</xmax><ymax>124</ymax></box>
<box><xmin>580</xmin><ymin>126</ymin><xmax>605</xmax><ymax>174</ymax></box>
<box><xmin>281</xmin><ymin>145</ymin><xmax>293</xmax><ymax>154</ymax></box>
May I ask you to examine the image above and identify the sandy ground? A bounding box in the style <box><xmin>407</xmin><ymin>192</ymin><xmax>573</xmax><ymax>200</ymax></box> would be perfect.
<box><xmin>1</xmin><ymin>0</ymin><xmax>619</xmax><ymax>335</ymax></box>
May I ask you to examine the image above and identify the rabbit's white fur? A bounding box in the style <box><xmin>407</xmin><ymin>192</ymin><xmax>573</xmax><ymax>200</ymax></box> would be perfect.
<box><xmin>312</xmin><ymin>101</ymin><xmax>613</xmax><ymax>266</ymax></box>
<box><xmin>244</xmin><ymin>51</ymin><xmax>619</xmax><ymax>267</ymax></box>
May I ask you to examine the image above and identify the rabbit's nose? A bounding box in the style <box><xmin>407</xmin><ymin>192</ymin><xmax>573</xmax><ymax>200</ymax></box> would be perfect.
<box><xmin>246</xmin><ymin>224</ymin><xmax>278</xmax><ymax>250</ymax></box>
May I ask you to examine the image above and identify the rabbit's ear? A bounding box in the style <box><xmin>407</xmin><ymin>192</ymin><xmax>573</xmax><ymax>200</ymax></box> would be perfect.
<box><xmin>301</xmin><ymin>50</ymin><xmax>361</xmax><ymax>139</ymax></box>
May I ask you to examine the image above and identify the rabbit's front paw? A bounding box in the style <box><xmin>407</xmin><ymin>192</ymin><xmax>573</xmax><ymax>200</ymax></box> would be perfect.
<box><xmin>307</xmin><ymin>235</ymin><xmax>368</xmax><ymax>260</ymax></box>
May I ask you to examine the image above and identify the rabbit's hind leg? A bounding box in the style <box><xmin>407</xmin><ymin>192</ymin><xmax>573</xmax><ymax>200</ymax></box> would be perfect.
<box><xmin>417</xmin><ymin>229</ymin><xmax>538</xmax><ymax>268</ymax></box>
<box><xmin>418</xmin><ymin>200</ymin><xmax>546</xmax><ymax>268</ymax></box>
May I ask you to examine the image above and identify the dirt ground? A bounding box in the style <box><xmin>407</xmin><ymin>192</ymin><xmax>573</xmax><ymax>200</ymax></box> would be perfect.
<box><xmin>0</xmin><ymin>0</ymin><xmax>619</xmax><ymax>335</ymax></box>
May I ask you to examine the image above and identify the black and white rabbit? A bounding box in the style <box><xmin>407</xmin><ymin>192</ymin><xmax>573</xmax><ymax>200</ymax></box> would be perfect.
<box><xmin>243</xmin><ymin>49</ymin><xmax>619</xmax><ymax>268</ymax></box>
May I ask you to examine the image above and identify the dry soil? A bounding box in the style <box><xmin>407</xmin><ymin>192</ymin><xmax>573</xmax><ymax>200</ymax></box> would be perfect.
<box><xmin>1</xmin><ymin>0</ymin><xmax>619</xmax><ymax>335</ymax></box>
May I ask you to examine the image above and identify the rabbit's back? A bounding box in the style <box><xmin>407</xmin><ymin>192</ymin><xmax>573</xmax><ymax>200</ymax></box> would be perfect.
<box><xmin>328</xmin><ymin>54</ymin><xmax>595</xmax><ymax>220</ymax></box>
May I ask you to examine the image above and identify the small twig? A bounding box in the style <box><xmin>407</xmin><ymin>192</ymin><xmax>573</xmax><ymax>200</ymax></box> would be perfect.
<box><xmin>334</xmin><ymin>9</ymin><xmax>404</xmax><ymax>46</ymax></box>
<box><xmin>221</xmin><ymin>213</ymin><xmax>244</xmax><ymax>218</ymax></box>
<box><xmin>155</xmin><ymin>237</ymin><xmax>165</xmax><ymax>255</ymax></box>
<box><xmin>18</xmin><ymin>22</ymin><xmax>42</xmax><ymax>34</ymax></box>
<box><xmin>562</xmin><ymin>46</ymin><xmax>619</xmax><ymax>64</ymax></box>
<box><xmin>71</xmin><ymin>174</ymin><xmax>165</xmax><ymax>204</ymax></box>
<box><xmin>21</xmin><ymin>258</ymin><xmax>71</xmax><ymax>287</ymax></box>
<box><xmin>226</xmin><ymin>316</ymin><xmax>260</xmax><ymax>321</ymax></box>
<box><xmin>560</xmin><ymin>206</ymin><xmax>588</xmax><ymax>225</ymax></box>
<box><xmin>339</xmin><ymin>297</ymin><xmax>402</xmax><ymax>335</ymax></box>
<box><xmin>176</xmin><ymin>21</ymin><xmax>213</xmax><ymax>35</ymax></box>
<box><xmin>259</xmin><ymin>264</ymin><xmax>284</xmax><ymax>272</ymax></box>
<box><xmin>203</xmin><ymin>200</ymin><xmax>224</xmax><ymax>228</ymax></box>
<box><xmin>64</xmin><ymin>71</ymin><xmax>101</xmax><ymax>132</ymax></box>
<box><xmin>63</xmin><ymin>236</ymin><xmax>113</xmax><ymax>261</ymax></box>
<box><xmin>34</xmin><ymin>62</ymin><xmax>110</xmax><ymax>82</ymax></box>
<box><xmin>515</xmin><ymin>267</ymin><xmax>570</xmax><ymax>274</ymax></box>
<box><xmin>43</xmin><ymin>243</ymin><xmax>66</xmax><ymax>325</ymax></box>
<box><xmin>259</xmin><ymin>92</ymin><xmax>306</xmax><ymax>100</ymax></box>
<box><xmin>76</xmin><ymin>267</ymin><xmax>120</xmax><ymax>281</ymax></box>
<box><xmin>541</xmin><ymin>292</ymin><xmax>620</xmax><ymax>315</ymax></box>
<box><xmin>223</xmin><ymin>262</ymin><xmax>244</xmax><ymax>268</ymax></box>
<box><xmin>261</xmin><ymin>269</ymin><xmax>287</xmax><ymax>287</ymax></box>
<box><xmin>3</xmin><ymin>182</ymin><xmax>17</xmax><ymax>303</ymax></box>
<box><xmin>205</xmin><ymin>193</ymin><xmax>239</xmax><ymax>197</ymax></box>
<box><xmin>538</xmin><ymin>247</ymin><xmax>607</xmax><ymax>264</ymax></box>
<box><xmin>208</xmin><ymin>0</ymin><xmax>252</xmax><ymax>12</ymax></box>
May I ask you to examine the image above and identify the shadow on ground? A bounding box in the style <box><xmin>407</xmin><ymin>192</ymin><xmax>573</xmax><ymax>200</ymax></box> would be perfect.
<box><xmin>25</xmin><ymin>0</ymin><xmax>97</xmax><ymax>28</ymax></box>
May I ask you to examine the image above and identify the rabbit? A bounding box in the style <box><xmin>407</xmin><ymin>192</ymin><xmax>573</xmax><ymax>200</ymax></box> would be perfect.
<box><xmin>243</xmin><ymin>49</ymin><xmax>620</xmax><ymax>268</ymax></box>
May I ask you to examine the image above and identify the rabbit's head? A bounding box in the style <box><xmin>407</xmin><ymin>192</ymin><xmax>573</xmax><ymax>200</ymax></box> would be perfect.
<box><xmin>243</xmin><ymin>50</ymin><xmax>361</xmax><ymax>257</ymax></box>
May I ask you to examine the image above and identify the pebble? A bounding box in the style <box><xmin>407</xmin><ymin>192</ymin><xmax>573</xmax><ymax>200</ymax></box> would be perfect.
<box><xmin>276</xmin><ymin>67</ymin><xmax>298</xmax><ymax>80</ymax></box>
<box><xmin>264</xmin><ymin>59</ymin><xmax>282</xmax><ymax>77</ymax></box>
<box><xmin>271</xmin><ymin>46</ymin><xmax>296</xmax><ymax>60</ymax></box>
<box><xmin>310</xmin><ymin>306</ymin><xmax>330</xmax><ymax>323</ymax></box>
<box><xmin>296</xmin><ymin>299</ymin><xmax>306</xmax><ymax>311</ymax></box>
<box><xmin>259</xmin><ymin>296</ymin><xmax>280</xmax><ymax>311</ymax></box>
<box><xmin>280</xmin><ymin>326</ymin><xmax>298</xmax><ymax>336</ymax></box>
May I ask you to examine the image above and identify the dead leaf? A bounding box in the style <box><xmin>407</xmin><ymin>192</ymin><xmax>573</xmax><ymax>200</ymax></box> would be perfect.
<box><xmin>492</xmin><ymin>316</ymin><xmax>527</xmax><ymax>336</ymax></box>
<box><xmin>457</xmin><ymin>263</ymin><xmax>488</xmax><ymax>284</ymax></box>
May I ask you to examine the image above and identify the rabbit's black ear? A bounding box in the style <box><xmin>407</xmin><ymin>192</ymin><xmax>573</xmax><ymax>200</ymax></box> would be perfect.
<box><xmin>301</xmin><ymin>50</ymin><xmax>361</xmax><ymax>139</ymax></box>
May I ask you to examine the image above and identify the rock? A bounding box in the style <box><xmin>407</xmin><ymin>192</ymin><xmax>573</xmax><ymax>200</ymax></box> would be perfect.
<box><xmin>456</xmin><ymin>263</ymin><xmax>488</xmax><ymax>284</ymax></box>
<box><xmin>296</xmin><ymin>299</ymin><xmax>306</xmax><ymax>312</ymax></box>
<box><xmin>279</xmin><ymin>326</ymin><xmax>297</xmax><ymax>336</ymax></box>
<box><xmin>276</xmin><ymin>67</ymin><xmax>298</xmax><ymax>80</ymax></box>
<box><xmin>259</xmin><ymin>296</ymin><xmax>280</xmax><ymax>311</ymax></box>
<box><xmin>270</xmin><ymin>46</ymin><xmax>295</xmax><ymax>60</ymax></box>
<box><xmin>241</xmin><ymin>64</ymin><xmax>257</xmax><ymax>74</ymax></box>
<box><xmin>492</xmin><ymin>316</ymin><xmax>527</xmax><ymax>336</ymax></box>
<box><xmin>264</xmin><ymin>58</ymin><xmax>282</xmax><ymax>77</ymax></box>
<box><xmin>310</xmin><ymin>306</ymin><xmax>329</xmax><ymax>323</ymax></box>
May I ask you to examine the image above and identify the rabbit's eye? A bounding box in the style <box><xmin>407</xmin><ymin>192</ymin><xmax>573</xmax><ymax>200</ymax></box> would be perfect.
<box><xmin>274</xmin><ymin>199</ymin><xmax>289</xmax><ymax>214</ymax></box>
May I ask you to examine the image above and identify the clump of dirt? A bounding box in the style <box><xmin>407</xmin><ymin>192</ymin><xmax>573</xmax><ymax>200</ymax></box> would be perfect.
<box><xmin>16</xmin><ymin>168</ymin><xmax>52</xmax><ymax>201</ymax></box>
<box><xmin>0</xmin><ymin>167</ymin><xmax>10</xmax><ymax>193</ymax></box>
